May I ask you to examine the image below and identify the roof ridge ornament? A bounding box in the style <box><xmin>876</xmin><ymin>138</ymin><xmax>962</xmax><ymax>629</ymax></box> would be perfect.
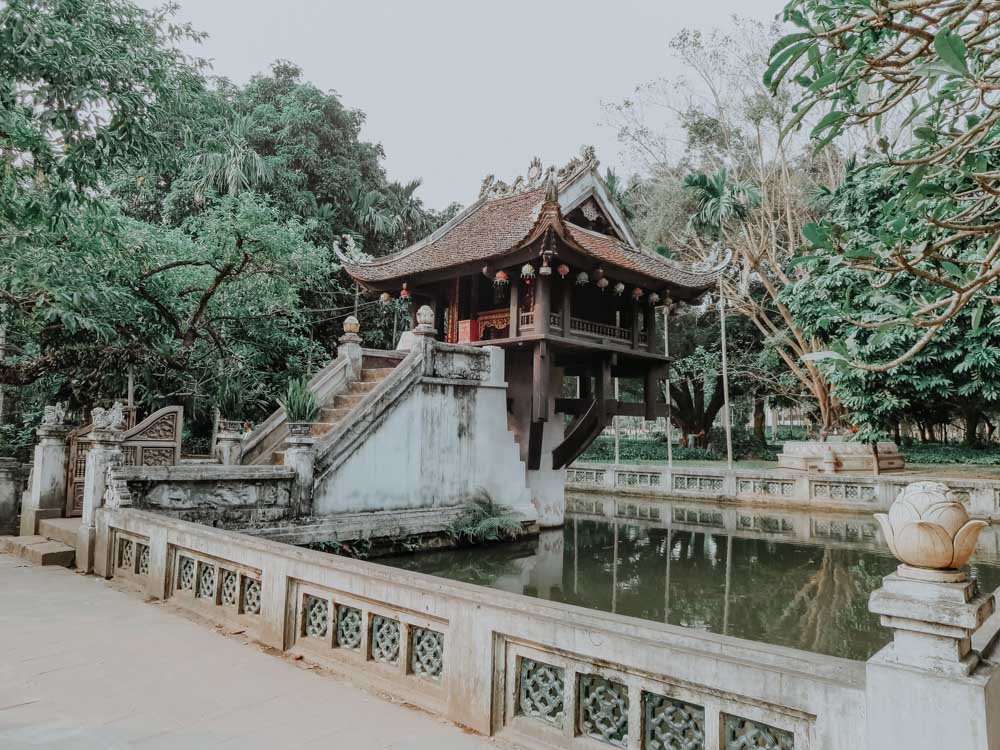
<box><xmin>544</xmin><ymin>169</ymin><xmax>558</xmax><ymax>204</ymax></box>
<box><xmin>478</xmin><ymin>146</ymin><xmax>599</xmax><ymax>199</ymax></box>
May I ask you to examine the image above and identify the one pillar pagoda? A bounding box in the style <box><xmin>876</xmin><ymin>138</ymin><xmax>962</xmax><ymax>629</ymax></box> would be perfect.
<box><xmin>340</xmin><ymin>147</ymin><xmax>720</xmax><ymax>526</ymax></box>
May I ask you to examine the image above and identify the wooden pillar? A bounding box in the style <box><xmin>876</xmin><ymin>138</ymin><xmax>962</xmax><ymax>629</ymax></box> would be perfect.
<box><xmin>631</xmin><ymin>303</ymin><xmax>641</xmax><ymax>349</ymax></box>
<box><xmin>643</xmin><ymin>365</ymin><xmax>658</xmax><ymax>421</ymax></box>
<box><xmin>595</xmin><ymin>356</ymin><xmax>612</xmax><ymax>422</ymax></box>
<box><xmin>536</xmin><ymin>272</ymin><xmax>551</xmax><ymax>335</ymax></box>
<box><xmin>509</xmin><ymin>278</ymin><xmax>520</xmax><ymax>337</ymax></box>
<box><xmin>561</xmin><ymin>280</ymin><xmax>572</xmax><ymax>334</ymax></box>
<box><xmin>532</xmin><ymin>341</ymin><xmax>549</xmax><ymax>422</ymax></box>
<box><xmin>432</xmin><ymin>295</ymin><xmax>445</xmax><ymax>338</ymax></box>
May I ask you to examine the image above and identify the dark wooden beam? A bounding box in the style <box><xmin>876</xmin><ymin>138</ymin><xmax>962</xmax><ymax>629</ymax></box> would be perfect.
<box><xmin>509</xmin><ymin>277</ymin><xmax>520</xmax><ymax>337</ymax></box>
<box><xmin>555</xmin><ymin>398</ymin><xmax>667</xmax><ymax>418</ymax></box>
<box><xmin>532</xmin><ymin>340</ymin><xmax>549</xmax><ymax>422</ymax></box>
<box><xmin>561</xmin><ymin>279</ymin><xmax>572</xmax><ymax>334</ymax></box>
<box><xmin>644</xmin><ymin>365</ymin><xmax>658</xmax><ymax>421</ymax></box>
<box><xmin>536</xmin><ymin>273</ymin><xmax>551</xmax><ymax>335</ymax></box>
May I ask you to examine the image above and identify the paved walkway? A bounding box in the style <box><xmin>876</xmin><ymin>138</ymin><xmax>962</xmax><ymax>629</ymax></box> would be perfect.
<box><xmin>0</xmin><ymin>554</ymin><xmax>494</xmax><ymax>749</ymax></box>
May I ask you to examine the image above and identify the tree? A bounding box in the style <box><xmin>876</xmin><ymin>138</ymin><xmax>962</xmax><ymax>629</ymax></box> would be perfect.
<box><xmin>606</xmin><ymin>19</ymin><xmax>848</xmax><ymax>432</ymax></box>
<box><xmin>769</xmin><ymin>0</ymin><xmax>1000</xmax><ymax>370</ymax></box>
<box><xmin>784</xmin><ymin>165</ymin><xmax>1000</xmax><ymax>444</ymax></box>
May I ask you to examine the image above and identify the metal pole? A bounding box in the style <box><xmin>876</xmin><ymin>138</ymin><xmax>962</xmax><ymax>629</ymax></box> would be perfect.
<box><xmin>723</xmin><ymin>533</ymin><xmax>733</xmax><ymax>635</ymax></box>
<box><xmin>663</xmin><ymin>301</ymin><xmax>673</xmax><ymax>475</ymax></box>
<box><xmin>611</xmin><ymin>519</ymin><xmax>619</xmax><ymax>614</ymax></box>
<box><xmin>719</xmin><ymin>283</ymin><xmax>734</xmax><ymax>471</ymax></box>
<box><xmin>613</xmin><ymin>377</ymin><xmax>620</xmax><ymax>465</ymax></box>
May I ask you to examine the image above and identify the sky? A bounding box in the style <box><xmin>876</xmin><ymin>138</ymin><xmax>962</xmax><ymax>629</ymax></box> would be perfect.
<box><xmin>142</xmin><ymin>0</ymin><xmax>782</xmax><ymax>209</ymax></box>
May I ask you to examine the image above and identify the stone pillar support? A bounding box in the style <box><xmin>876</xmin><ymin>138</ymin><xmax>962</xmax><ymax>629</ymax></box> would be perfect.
<box><xmin>76</xmin><ymin>408</ymin><xmax>125</xmax><ymax>573</ymax></box>
<box><xmin>284</xmin><ymin>433</ymin><xmax>317</xmax><ymax>517</ymax></box>
<box><xmin>214</xmin><ymin>421</ymin><xmax>243</xmax><ymax>466</ymax></box>
<box><xmin>339</xmin><ymin>315</ymin><xmax>364</xmax><ymax>382</ymax></box>
<box><xmin>19</xmin><ymin>420</ymin><xmax>71</xmax><ymax>535</ymax></box>
<box><xmin>866</xmin><ymin>481</ymin><xmax>1000</xmax><ymax>749</ymax></box>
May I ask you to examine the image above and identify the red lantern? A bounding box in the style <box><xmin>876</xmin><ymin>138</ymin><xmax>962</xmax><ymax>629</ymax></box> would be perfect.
<box><xmin>557</xmin><ymin>263</ymin><xmax>570</xmax><ymax>278</ymax></box>
<box><xmin>632</xmin><ymin>287</ymin><xmax>644</xmax><ymax>300</ymax></box>
<box><xmin>494</xmin><ymin>270</ymin><xmax>509</xmax><ymax>286</ymax></box>
<box><xmin>400</xmin><ymin>283</ymin><xmax>410</xmax><ymax>299</ymax></box>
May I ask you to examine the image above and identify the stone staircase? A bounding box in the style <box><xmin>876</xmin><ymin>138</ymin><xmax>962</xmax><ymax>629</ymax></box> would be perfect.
<box><xmin>270</xmin><ymin>354</ymin><xmax>400</xmax><ymax>466</ymax></box>
<box><xmin>0</xmin><ymin>517</ymin><xmax>79</xmax><ymax>567</ymax></box>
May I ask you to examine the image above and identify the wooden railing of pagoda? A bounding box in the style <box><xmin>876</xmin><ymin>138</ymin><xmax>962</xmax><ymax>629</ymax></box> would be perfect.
<box><xmin>569</xmin><ymin>317</ymin><xmax>631</xmax><ymax>342</ymax></box>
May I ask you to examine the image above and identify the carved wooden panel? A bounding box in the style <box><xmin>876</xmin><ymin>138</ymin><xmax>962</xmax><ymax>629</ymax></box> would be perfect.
<box><xmin>65</xmin><ymin>406</ymin><xmax>183</xmax><ymax>516</ymax></box>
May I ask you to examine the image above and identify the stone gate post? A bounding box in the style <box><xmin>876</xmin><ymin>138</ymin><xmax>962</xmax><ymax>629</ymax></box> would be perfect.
<box><xmin>19</xmin><ymin>404</ymin><xmax>71</xmax><ymax>535</ymax></box>
<box><xmin>75</xmin><ymin>404</ymin><xmax>125</xmax><ymax>573</ymax></box>
<box><xmin>866</xmin><ymin>481</ymin><xmax>1000</xmax><ymax>749</ymax></box>
<box><xmin>338</xmin><ymin>315</ymin><xmax>364</xmax><ymax>381</ymax></box>
<box><xmin>284</xmin><ymin>433</ymin><xmax>316</xmax><ymax>517</ymax></box>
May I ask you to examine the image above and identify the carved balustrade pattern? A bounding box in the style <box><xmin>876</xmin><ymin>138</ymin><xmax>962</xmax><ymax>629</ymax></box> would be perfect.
<box><xmin>507</xmin><ymin>643</ymin><xmax>805</xmax><ymax>750</ymax></box>
<box><xmin>100</xmin><ymin>512</ymin><xmax>842</xmax><ymax>750</ymax></box>
<box><xmin>616</xmin><ymin>470</ymin><xmax>661</xmax><ymax>488</ymax></box>
<box><xmin>811</xmin><ymin>481</ymin><xmax>877</xmax><ymax>503</ymax></box>
<box><xmin>566</xmin><ymin>468</ymin><xmax>606</xmax><ymax>485</ymax></box>
<box><xmin>673</xmin><ymin>474</ymin><xmax>724</xmax><ymax>494</ymax></box>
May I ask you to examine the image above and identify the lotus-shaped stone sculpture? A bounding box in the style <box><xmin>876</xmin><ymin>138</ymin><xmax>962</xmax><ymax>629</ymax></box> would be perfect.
<box><xmin>875</xmin><ymin>481</ymin><xmax>987</xmax><ymax>571</ymax></box>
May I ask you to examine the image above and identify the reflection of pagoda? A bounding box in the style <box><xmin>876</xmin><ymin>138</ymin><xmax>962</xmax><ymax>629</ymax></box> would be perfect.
<box><xmin>341</xmin><ymin>148</ymin><xmax>719</xmax><ymax>525</ymax></box>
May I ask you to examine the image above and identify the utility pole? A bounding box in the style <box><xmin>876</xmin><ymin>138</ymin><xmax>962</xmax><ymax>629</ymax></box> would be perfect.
<box><xmin>663</xmin><ymin>299</ymin><xmax>673</xmax><ymax>474</ymax></box>
<box><xmin>719</xmin><ymin>284</ymin><xmax>734</xmax><ymax>471</ymax></box>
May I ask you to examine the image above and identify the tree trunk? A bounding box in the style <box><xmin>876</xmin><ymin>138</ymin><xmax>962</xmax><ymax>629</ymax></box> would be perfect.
<box><xmin>753</xmin><ymin>397</ymin><xmax>766</xmax><ymax>443</ymax></box>
<box><xmin>962</xmin><ymin>408</ymin><xmax>981</xmax><ymax>446</ymax></box>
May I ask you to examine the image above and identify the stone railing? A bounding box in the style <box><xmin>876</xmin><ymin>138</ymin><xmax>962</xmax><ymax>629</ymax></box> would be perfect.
<box><xmin>110</xmin><ymin>464</ymin><xmax>298</xmax><ymax>527</ymax></box>
<box><xmin>568</xmin><ymin>462</ymin><xmax>1000</xmax><ymax>520</ymax></box>
<box><xmin>95</xmin><ymin>507</ymin><xmax>866</xmax><ymax>750</ymax></box>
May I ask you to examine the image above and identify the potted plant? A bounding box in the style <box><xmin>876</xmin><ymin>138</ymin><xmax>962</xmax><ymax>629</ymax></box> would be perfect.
<box><xmin>279</xmin><ymin>377</ymin><xmax>319</xmax><ymax>436</ymax></box>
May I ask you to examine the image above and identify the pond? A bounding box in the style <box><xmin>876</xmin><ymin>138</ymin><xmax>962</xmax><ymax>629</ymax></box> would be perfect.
<box><xmin>381</xmin><ymin>494</ymin><xmax>1000</xmax><ymax>661</ymax></box>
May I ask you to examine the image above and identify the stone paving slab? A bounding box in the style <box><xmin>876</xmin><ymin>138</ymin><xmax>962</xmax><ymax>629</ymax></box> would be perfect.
<box><xmin>0</xmin><ymin>554</ymin><xmax>496</xmax><ymax>749</ymax></box>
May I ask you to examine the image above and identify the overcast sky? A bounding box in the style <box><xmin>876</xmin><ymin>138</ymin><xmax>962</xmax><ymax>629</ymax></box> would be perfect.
<box><xmin>143</xmin><ymin>0</ymin><xmax>782</xmax><ymax>209</ymax></box>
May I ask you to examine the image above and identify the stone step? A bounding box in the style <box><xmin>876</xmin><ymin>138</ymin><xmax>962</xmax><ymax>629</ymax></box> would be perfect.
<box><xmin>347</xmin><ymin>380</ymin><xmax>378</xmax><ymax>394</ymax></box>
<box><xmin>38</xmin><ymin>517</ymin><xmax>81</xmax><ymax>547</ymax></box>
<box><xmin>0</xmin><ymin>535</ymin><xmax>75</xmax><ymax>567</ymax></box>
<box><xmin>361</xmin><ymin>354</ymin><xmax>405</xmax><ymax>370</ymax></box>
<box><xmin>333</xmin><ymin>393</ymin><xmax>364</xmax><ymax>409</ymax></box>
<box><xmin>361</xmin><ymin>368</ymin><xmax>395</xmax><ymax>382</ymax></box>
<box><xmin>319</xmin><ymin>407</ymin><xmax>352</xmax><ymax>423</ymax></box>
<box><xmin>309</xmin><ymin>421</ymin><xmax>337</xmax><ymax>438</ymax></box>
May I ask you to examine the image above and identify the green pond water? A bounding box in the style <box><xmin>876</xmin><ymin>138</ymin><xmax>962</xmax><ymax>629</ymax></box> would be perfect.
<box><xmin>381</xmin><ymin>496</ymin><xmax>1000</xmax><ymax>661</ymax></box>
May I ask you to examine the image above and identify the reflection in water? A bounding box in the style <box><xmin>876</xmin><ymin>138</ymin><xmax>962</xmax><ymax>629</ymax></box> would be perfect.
<box><xmin>381</xmin><ymin>499</ymin><xmax>1000</xmax><ymax>661</ymax></box>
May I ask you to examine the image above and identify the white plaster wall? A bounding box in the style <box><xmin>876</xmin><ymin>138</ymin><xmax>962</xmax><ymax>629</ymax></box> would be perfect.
<box><xmin>313</xmin><ymin>381</ymin><xmax>534</xmax><ymax>519</ymax></box>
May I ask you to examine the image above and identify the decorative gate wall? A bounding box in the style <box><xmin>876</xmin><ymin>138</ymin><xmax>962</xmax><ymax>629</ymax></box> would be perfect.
<box><xmin>65</xmin><ymin>406</ymin><xmax>183</xmax><ymax>516</ymax></box>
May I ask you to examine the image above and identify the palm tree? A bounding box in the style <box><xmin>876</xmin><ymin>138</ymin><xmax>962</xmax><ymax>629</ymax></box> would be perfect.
<box><xmin>603</xmin><ymin>168</ymin><xmax>635</xmax><ymax>221</ymax></box>
<box><xmin>192</xmin><ymin>114</ymin><xmax>272</xmax><ymax>199</ymax></box>
<box><xmin>682</xmin><ymin>168</ymin><xmax>760</xmax><ymax>241</ymax></box>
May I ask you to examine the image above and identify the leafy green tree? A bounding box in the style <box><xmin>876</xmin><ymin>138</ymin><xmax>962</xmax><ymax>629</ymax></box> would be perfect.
<box><xmin>784</xmin><ymin>166</ymin><xmax>1000</xmax><ymax>444</ymax></box>
<box><xmin>607</xmin><ymin>18</ymin><xmax>847</xmax><ymax>432</ymax></box>
<box><xmin>769</xmin><ymin>0</ymin><xmax>1000</xmax><ymax>370</ymax></box>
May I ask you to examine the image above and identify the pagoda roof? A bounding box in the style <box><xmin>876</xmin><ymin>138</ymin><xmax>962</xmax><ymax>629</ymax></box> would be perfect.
<box><xmin>339</xmin><ymin>150</ymin><xmax>723</xmax><ymax>297</ymax></box>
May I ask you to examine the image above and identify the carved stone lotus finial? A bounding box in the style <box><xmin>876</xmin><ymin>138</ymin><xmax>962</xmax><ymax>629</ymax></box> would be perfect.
<box><xmin>343</xmin><ymin>315</ymin><xmax>360</xmax><ymax>335</ymax></box>
<box><xmin>875</xmin><ymin>481</ymin><xmax>987</xmax><ymax>579</ymax></box>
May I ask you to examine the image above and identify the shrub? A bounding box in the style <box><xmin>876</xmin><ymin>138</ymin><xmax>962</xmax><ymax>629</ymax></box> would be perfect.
<box><xmin>447</xmin><ymin>490</ymin><xmax>525</xmax><ymax>544</ymax></box>
<box><xmin>578</xmin><ymin>436</ymin><xmax>722</xmax><ymax>463</ymax></box>
<box><xmin>277</xmin><ymin>377</ymin><xmax>319</xmax><ymax>423</ymax></box>
<box><xmin>902</xmin><ymin>443</ymin><xmax>1000</xmax><ymax>466</ymax></box>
